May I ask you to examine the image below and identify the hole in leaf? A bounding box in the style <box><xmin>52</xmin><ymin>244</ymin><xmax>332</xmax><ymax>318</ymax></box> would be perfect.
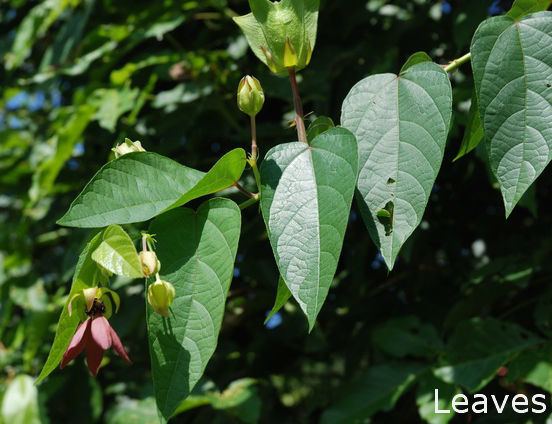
<box><xmin>387</xmin><ymin>177</ymin><xmax>396</xmax><ymax>184</ymax></box>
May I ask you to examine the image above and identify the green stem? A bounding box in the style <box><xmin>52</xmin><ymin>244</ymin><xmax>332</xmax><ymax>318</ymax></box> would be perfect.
<box><xmin>250</xmin><ymin>115</ymin><xmax>258</xmax><ymax>161</ymax></box>
<box><xmin>249</xmin><ymin>115</ymin><xmax>262</xmax><ymax>191</ymax></box>
<box><xmin>239</xmin><ymin>193</ymin><xmax>260</xmax><ymax>210</ymax></box>
<box><xmin>288</xmin><ymin>68</ymin><xmax>307</xmax><ymax>144</ymax></box>
<box><xmin>444</xmin><ymin>52</ymin><xmax>471</xmax><ymax>73</ymax></box>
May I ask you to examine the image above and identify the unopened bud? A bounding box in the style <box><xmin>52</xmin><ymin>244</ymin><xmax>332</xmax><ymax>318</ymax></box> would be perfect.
<box><xmin>147</xmin><ymin>279</ymin><xmax>176</xmax><ymax>317</ymax></box>
<box><xmin>139</xmin><ymin>251</ymin><xmax>160</xmax><ymax>277</ymax></box>
<box><xmin>237</xmin><ymin>76</ymin><xmax>265</xmax><ymax>117</ymax></box>
<box><xmin>112</xmin><ymin>138</ymin><xmax>145</xmax><ymax>158</ymax></box>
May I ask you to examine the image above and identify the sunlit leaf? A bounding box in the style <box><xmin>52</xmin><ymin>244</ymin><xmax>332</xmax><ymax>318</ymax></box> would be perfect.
<box><xmin>260</xmin><ymin>127</ymin><xmax>358</xmax><ymax>329</ymax></box>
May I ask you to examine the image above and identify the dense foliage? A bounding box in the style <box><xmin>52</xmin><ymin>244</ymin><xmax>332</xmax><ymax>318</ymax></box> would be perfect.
<box><xmin>3</xmin><ymin>0</ymin><xmax>552</xmax><ymax>423</ymax></box>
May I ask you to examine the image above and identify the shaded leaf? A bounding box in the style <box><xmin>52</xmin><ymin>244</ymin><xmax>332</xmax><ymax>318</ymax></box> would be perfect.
<box><xmin>434</xmin><ymin>318</ymin><xmax>540</xmax><ymax>392</ymax></box>
<box><xmin>416</xmin><ymin>374</ymin><xmax>458</xmax><ymax>424</ymax></box>
<box><xmin>321</xmin><ymin>364</ymin><xmax>424</xmax><ymax>423</ymax></box>
<box><xmin>264</xmin><ymin>276</ymin><xmax>291</xmax><ymax>325</ymax></box>
<box><xmin>306</xmin><ymin>116</ymin><xmax>334</xmax><ymax>141</ymax></box>
<box><xmin>341</xmin><ymin>61</ymin><xmax>452</xmax><ymax>269</ymax></box>
<box><xmin>508</xmin><ymin>0</ymin><xmax>551</xmax><ymax>19</ymax></box>
<box><xmin>453</xmin><ymin>92</ymin><xmax>484</xmax><ymax>161</ymax></box>
<box><xmin>505</xmin><ymin>344</ymin><xmax>552</xmax><ymax>392</ymax></box>
<box><xmin>260</xmin><ymin>127</ymin><xmax>358</xmax><ymax>330</ymax></box>
<box><xmin>147</xmin><ymin>198</ymin><xmax>241</xmax><ymax>420</ymax></box>
<box><xmin>372</xmin><ymin>316</ymin><xmax>443</xmax><ymax>359</ymax></box>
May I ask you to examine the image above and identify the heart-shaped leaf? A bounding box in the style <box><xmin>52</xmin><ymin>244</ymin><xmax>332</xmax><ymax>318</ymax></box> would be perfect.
<box><xmin>58</xmin><ymin>149</ymin><xmax>246</xmax><ymax>228</ymax></box>
<box><xmin>471</xmin><ymin>12</ymin><xmax>552</xmax><ymax>216</ymax></box>
<box><xmin>341</xmin><ymin>62</ymin><xmax>452</xmax><ymax>269</ymax></box>
<box><xmin>36</xmin><ymin>231</ymin><xmax>107</xmax><ymax>383</ymax></box>
<box><xmin>147</xmin><ymin>198</ymin><xmax>241</xmax><ymax>420</ymax></box>
<box><xmin>260</xmin><ymin>127</ymin><xmax>358</xmax><ymax>330</ymax></box>
<box><xmin>91</xmin><ymin>225</ymin><xmax>143</xmax><ymax>278</ymax></box>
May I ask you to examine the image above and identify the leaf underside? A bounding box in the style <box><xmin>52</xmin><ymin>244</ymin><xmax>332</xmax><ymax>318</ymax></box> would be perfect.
<box><xmin>260</xmin><ymin>127</ymin><xmax>358</xmax><ymax>330</ymax></box>
<box><xmin>471</xmin><ymin>12</ymin><xmax>552</xmax><ymax>217</ymax></box>
<box><xmin>341</xmin><ymin>61</ymin><xmax>452</xmax><ymax>269</ymax></box>
<box><xmin>147</xmin><ymin>198</ymin><xmax>241</xmax><ymax>420</ymax></box>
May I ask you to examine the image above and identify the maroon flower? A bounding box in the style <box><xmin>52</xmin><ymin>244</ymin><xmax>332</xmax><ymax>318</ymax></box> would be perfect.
<box><xmin>61</xmin><ymin>315</ymin><xmax>131</xmax><ymax>376</ymax></box>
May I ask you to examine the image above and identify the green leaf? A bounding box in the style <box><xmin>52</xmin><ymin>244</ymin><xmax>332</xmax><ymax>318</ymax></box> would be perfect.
<box><xmin>106</xmin><ymin>397</ymin><xmax>160</xmax><ymax>424</ymax></box>
<box><xmin>264</xmin><ymin>276</ymin><xmax>291</xmax><ymax>324</ymax></box>
<box><xmin>416</xmin><ymin>375</ymin><xmax>458</xmax><ymax>424</ymax></box>
<box><xmin>89</xmin><ymin>86</ymin><xmax>140</xmax><ymax>132</ymax></box>
<box><xmin>166</xmin><ymin>148</ymin><xmax>247</xmax><ymax>210</ymax></box>
<box><xmin>210</xmin><ymin>379</ymin><xmax>261</xmax><ymax>424</ymax></box>
<box><xmin>433</xmin><ymin>318</ymin><xmax>540</xmax><ymax>392</ymax></box>
<box><xmin>147</xmin><ymin>198</ymin><xmax>241</xmax><ymax>420</ymax></box>
<box><xmin>371</xmin><ymin>316</ymin><xmax>443</xmax><ymax>359</ymax></box>
<box><xmin>173</xmin><ymin>379</ymin><xmax>261</xmax><ymax>423</ymax></box>
<box><xmin>341</xmin><ymin>62</ymin><xmax>452</xmax><ymax>269</ymax></box>
<box><xmin>58</xmin><ymin>149</ymin><xmax>246</xmax><ymax>228</ymax></box>
<box><xmin>91</xmin><ymin>225</ymin><xmax>143</xmax><ymax>278</ymax></box>
<box><xmin>5</xmin><ymin>0</ymin><xmax>79</xmax><ymax>70</ymax></box>
<box><xmin>1</xmin><ymin>375</ymin><xmax>42</xmax><ymax>424</ymax></box>
<box><xmin>29</xmin><ymin>104</ymin><xmax>95</xmax><ymax>204</ymax></box>
<box><xmin>508</xmin><ymin>0</ymin><xmax>551</xmax><ymax>19</ymax></box>
<box><xmin>453</xmin><ymin>92</ymin><xmax>484</xmax><ymax>161</ymax></box>
<box><xmin>321</xmin><ymin>363</ymin><xmax>424</xmax><ymax>423</ymax></box>
<box><xmin>36</xmin><ymin>230</ymin><xmax>107</xmax><ymax>383</ymax></box>
<box><xmin>400</xmin><ymin>51</ymin><xmax>432</xmax><ymax>74</ymax></box>
<box><xmin>505</xmin><ymin>344</ymin><xmax>552</xmax><ymax>392</ymax></box>
<box><xmin>471</xmin><ymin>12</ymin><xmax>552</xmax><ymax>217</ymax></box>
<box><xmin>260</xmin><ymin>127</ymin><xmax>358</xmax><ymax>330</ymax></box>
<box><xmin>307</xmin><ymin>116</ymin><xmax>334</xmax><ymax>141</ymax></box>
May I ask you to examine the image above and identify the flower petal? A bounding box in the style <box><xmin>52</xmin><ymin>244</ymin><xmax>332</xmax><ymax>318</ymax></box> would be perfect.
<box><xmin>91</xmin><ymin>316</ymin><xmax>112</xmax><ymax>350</ymax></box>
<box><xmin>85</xmin><ymin>338</ymin><xmax>104</xmax><ymax>376</ymax></box>
<box><xmin>61</xmin><ymin>319</ymin><xmax>90</xmax><ymax>368</ymax></box>
<box><xmin>109</xmin><ymin>326</ymin><xmax>131</xmax><ymax>364</ymax></box>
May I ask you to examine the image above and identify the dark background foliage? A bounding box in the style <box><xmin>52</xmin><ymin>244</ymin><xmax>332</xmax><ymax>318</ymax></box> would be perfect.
<box><xmin>4</xmin><ymin>0</ymin><xmax>552</xmax><ymax>423</ymax></box>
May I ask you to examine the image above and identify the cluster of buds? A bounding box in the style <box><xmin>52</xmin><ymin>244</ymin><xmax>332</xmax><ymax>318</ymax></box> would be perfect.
<box><xmin>112</xmin><ymin>138</ymin><xmax>146</xmax><ymax>158</ymax></box>
<box><xmin>62</xmin><ymin>286</ymin><xmax>130</xmax><ymax>376</ymax></box>
<box><xmin>139</xmin><ymin>233</ymin><xmax>175</xmax><ymax>317</ymax></box>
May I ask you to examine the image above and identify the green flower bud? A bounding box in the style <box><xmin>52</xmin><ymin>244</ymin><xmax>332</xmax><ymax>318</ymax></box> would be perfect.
<box><xmin>112</xmin><ymin>138</ymin><xmax>145</xmax><ymax>158</ymax></box>
<box><xmin>139</xmin><ymin>250</ymin><xmax>160</xmax><ymax>277</ymax></box>
<box><xmin>147</xmin><ymin>279</ymin><xmax>175</xmax><ymax>317</ymax></box>
<box><xmin>237</xmin><ymin>75</ymin><xmax>265</xmax><ymax>117</ymax></box>
<box><xmin>233</xmin><ymin>0</ymin><xmax>319</xmax><ymax>75</ymax></box>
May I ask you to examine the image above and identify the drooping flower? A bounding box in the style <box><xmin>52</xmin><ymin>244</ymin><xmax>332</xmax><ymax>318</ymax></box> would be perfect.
<box><xmin>61</xmin><ymin>299</ymin><xmax>130</xmax><ymax>376</ymax></box>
